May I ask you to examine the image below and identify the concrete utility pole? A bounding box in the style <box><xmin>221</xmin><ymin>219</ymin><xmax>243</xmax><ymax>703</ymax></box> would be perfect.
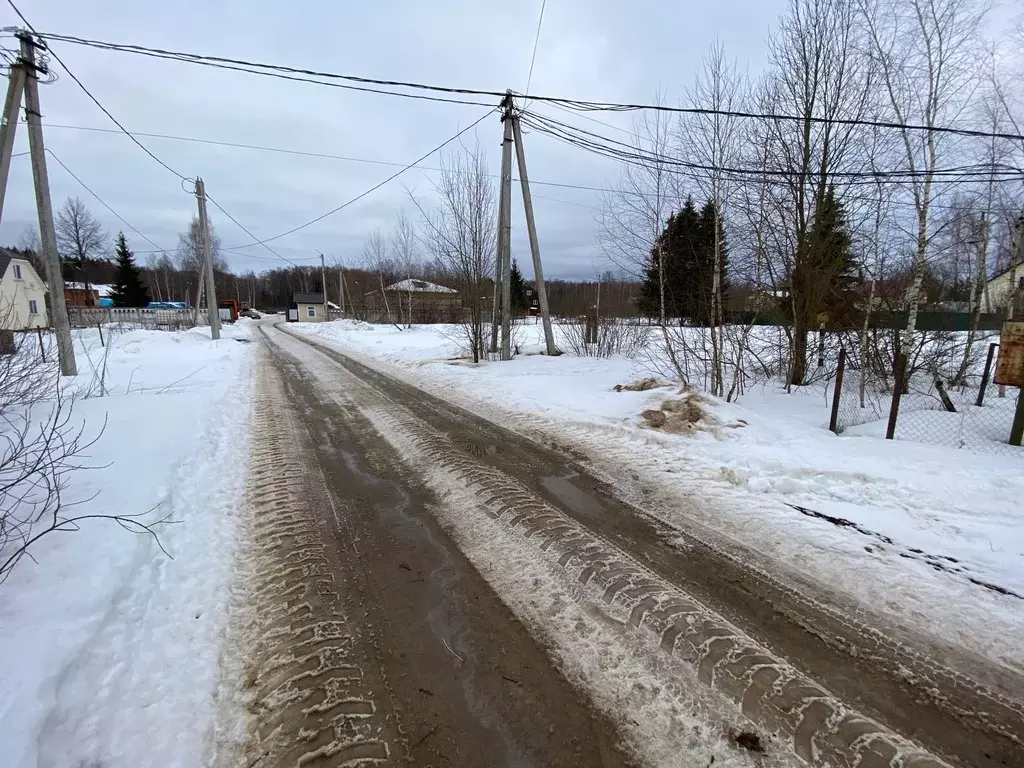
<box><xmin>21</xmin><ymin>33</ymin><xmax>76</xmax><ymax>375</ymax></box>
<box><xmin>511</xmin><ymin>113</ymin><xmax>557</xmax><ymax>356</ymax></box>
<box><xmin>498</xmin><ymin>93</ymin><xmax>514</xmax><ymax>360</ymax></box>
<box><xmin>0</xmin><ymin>58</ymin><xmax>27</xmax><ymax>224</ymax></box>
<box><xmin>194</xmin><ymin>178</ymin><xmax>221</xmax><ymax>340</ymax></box>
<box><xmin>319</xmin><ymin>252</ymin><xmax>328</xmax><ymax>321</ymax></box>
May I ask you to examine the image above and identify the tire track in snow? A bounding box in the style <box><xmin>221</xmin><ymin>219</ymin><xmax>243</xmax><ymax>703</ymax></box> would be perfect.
<box><xmin>359</xmin><ymin>403</ymin><xmax>949</xmax><ymax>768</ymax></box>
<box><xmin>236</xmin><ymin>360</ymin><xmax>391</xmax><ymax>768</ymax></box>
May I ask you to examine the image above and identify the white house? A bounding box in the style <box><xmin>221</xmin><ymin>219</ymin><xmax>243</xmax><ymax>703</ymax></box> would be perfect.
<box><xmin>985</xmin><ymin>262</ymin><xmax>1023</xmax><ymax>314</ymax></box>
<box><xmin>288</xmin><ymin>292</ymin><xmax>326</xmax><ymax>322</ymax></box>
<box><xmin>0</xmin><ymin>248</ymin><xmax>48</xmax><ymax>329</ymax></box>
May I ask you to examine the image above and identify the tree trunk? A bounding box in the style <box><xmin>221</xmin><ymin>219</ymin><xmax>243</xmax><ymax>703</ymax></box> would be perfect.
<box><xmin>953</xmin><ymin>217</ymin><xmax>988</xmax><ymax>386</ymax></box>
<box><xmin>791</xmin><ymin>319</ymin><xmax>808</xmax><ymax>386</ymax></box>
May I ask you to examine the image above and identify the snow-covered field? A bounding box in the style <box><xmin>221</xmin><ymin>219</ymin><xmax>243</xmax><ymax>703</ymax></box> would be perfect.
<box><xmin>291</xmin><ymin>319</ymin><xmax>1024</xmax><ymax>673</ymax></box>
<box><xmin>0</xmin><ymin>322</ymin><xmax>255</xmax><ymax>768</ymax></box>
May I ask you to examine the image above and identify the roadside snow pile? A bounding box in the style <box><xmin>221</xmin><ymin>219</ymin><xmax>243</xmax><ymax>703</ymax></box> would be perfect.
<box><xmin>291</xmin><ymin>320</ymin><xmax>1024</xmax><ymax>671</ymax></box>
<box><xmin>0</xmin><ymin>322</ymin><xmax>254</xmax><ymax>768</ymax></box>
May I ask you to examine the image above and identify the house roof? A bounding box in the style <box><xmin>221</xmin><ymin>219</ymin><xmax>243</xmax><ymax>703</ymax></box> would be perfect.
<box><xmin>386</xmin><ymin>278</ymin><xmax>457</xmax><ymax>294</ymax></box>
<box><xmin>0</xmin><ymin>247</ymin><xmax>31</xmax><ymax>279</ymax></box>
<box><xmin>66</xmin><ymin>282</ymin><xmax>114</xmax><ymax>297</ymax></box>
<box><xmin>0</xmin><ymin>248</ymin><xmax>14</xmax><ymax>278</ymax></box>
<box><xmin>292</xmin><ymin>292</ymin><xmax>325</xmax><ymax>304</ymax></box>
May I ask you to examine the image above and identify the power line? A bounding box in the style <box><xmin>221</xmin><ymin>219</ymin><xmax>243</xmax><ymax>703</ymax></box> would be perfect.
<box><xmin>203</xmin><ymin>193</ymin><xmax>302</xmax><ymax>267</ymax></box>
<box><xmin>30</xmin><ymin>29</ymin><xmax>1024</xmax><ymax>143</ymax></box>
<box><xmin>520</xmin><ymin>109</ymin><xmax>1024</xmax><ymax>185</ymax></box>
<box><xmin>32</xmin><ymin>31</ymin><xmax>497</xmax><ymax>108</ymax></box>
<box><xmin>6</xmin><ymin>2</ymin><xmax>192</xmax><ymax>181</ymax></box>
<box><xmin>37</xmin><ymin>117</ymin><xmax>1001</xmax><ymax>221</ymax></box>
<box><xmin>44</xmin><ymin>147</ymin><xmax>173</xmax><ymax>255</ymax></box>
<box><xmin>524</xmin><ymin>0</ymin><xmax>547</xmax><ymax>98</ymax></box>
<box><xmin>224</xmin><ymin>109</ymin><xmax>494</xmax><ymax>251</ymax></box>
<box><xmin>36</xmin><ymin>118</ymin><xmax>998</xmax><ymax>211</ymax></box>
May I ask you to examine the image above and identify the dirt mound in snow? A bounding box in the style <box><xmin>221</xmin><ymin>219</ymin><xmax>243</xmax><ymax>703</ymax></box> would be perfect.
<box><xmin>640</xmin><ymin>392</ymin><xmax>730</xmax><ymax>438</ymax></box>
<box><xmin>614</xmin><ymin>377</ymin><xmax>671</xmax><ymax>392</ymax></box>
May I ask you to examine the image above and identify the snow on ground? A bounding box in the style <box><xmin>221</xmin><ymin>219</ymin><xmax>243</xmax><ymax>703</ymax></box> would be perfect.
<box><xmin>291</xmin><ymin>319</ymin><xmax>1024</xmax><ymax>674</ymax></box>
<box><xmin>0</xmin><ymin>321</ymin><xmax>255</xmax><ymax>768</ymax></box>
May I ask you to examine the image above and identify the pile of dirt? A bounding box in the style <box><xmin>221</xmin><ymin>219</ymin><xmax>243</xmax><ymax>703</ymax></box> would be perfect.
<box><xmin>613</xmin><ymin>377</ymin><xmax>671</xmax><ymax>392</ymax></box>
<box><xmin>640</xmin><ymin>392</ymin><xmax>731</xmax><ymax>438</ymax></box>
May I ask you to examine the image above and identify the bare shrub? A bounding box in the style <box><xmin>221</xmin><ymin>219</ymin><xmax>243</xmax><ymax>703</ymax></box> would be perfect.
<box><xmin>0</xmin><ymin>329</ymin><xmax>168</xmax><ymax>584</ymax></box>
<box><xmin>559</xmin><ymin>317</ymin><xmax>649</xmax><ymax>359</ymax></box>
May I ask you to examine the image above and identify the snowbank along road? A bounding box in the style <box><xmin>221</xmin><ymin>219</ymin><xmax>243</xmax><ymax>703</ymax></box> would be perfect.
<box><xmin>234</xmin><ymin>323</ymin><xmax>1023</xmax><ymax>768</ymax></box>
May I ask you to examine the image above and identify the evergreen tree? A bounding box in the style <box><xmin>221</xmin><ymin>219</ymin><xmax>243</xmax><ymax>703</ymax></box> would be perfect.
<box><xmin>108</xmin><ymin>232</ymin><xmax>151</xmax><ymax>308</ymax></box>
<box><xmin>697</xmin><ymin>199</ymin><xmax>730</xmax><ymax>323</ymax></box>
<box><xmin>638</xmin><ymin>198</ymin><xmax>727</xmax><ymax>324</ymax></box>
<box><xmin>509</xmin><ymin>258</ymin><xmax>528</xmax><ymax>314</ymax></box>
<box><xmin>791</xmin><ymin>186</ymin><xmax>859</xmax><ymax>329</ymax></box>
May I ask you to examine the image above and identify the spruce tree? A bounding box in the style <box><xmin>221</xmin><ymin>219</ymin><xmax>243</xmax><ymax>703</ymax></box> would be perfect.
<box><xmin>108</xmin><ymin>232</ymin><xmax>151</xmax><ymax>308</ymax></box>
<box><xmin>697</xmin><ymin>199</ymin><xmax>730</xmax><ymax>324</ymax></box>
<box><xmin>509</xmin><ymin>258</ymin><xmax>528</xmax><ymax>314</ymax></box>
<box><xmin>804</xmin><ymin>186</ymin><xmax>858</xmax><ymax>327</ymax></box>
<box><xmin>638</xmin><ymin>198</ymin><xmax>722</xmax><ymax>324</ymax></box>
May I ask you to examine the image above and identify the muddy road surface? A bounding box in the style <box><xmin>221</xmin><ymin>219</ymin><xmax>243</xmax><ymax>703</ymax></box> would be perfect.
<box><xmin>230</xmin><ymin>324</ymin><xmax>1023</xmax><ymax>768</ymax></box>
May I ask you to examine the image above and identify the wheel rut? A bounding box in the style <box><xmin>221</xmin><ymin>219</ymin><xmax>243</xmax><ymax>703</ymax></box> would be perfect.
<box><xmin>234</xmin><ymin>333</ymin><xmax>638</xmax><ymax>767</ymax></box>
<box><xmin>262</xmin><ymin>323</ymin><xmax>1024</xmax><ymax>768</ymax></box>
<box><xmin>236</xmin><ymin>356</ymin><xmax>392</xmax><ymax>767</ymax></box>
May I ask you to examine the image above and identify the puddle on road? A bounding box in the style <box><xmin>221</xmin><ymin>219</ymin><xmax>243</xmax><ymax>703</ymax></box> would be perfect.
<box><xmin>339</xmin><ymin>450</ymin><xmax>536</xmax><ymax>768</ymax></box>
<box><xmin>542</xmin><ymin>472</ymin><xmax>607</xmax><ymax>521</ymax></box>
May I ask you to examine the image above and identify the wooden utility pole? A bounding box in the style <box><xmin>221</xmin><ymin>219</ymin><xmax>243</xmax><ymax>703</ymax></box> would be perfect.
<box><xmin>498</xmin><ymin>93</ymin><xmax>514</xmax><ymax>360</ymax></box>
<box><xmin>0</xmin><ymin>58</ymin><xmax>27</xmax><ymax>223</ymax></box>
<box><xmin>21</xmin><ymin>33</ymin><xmax>76</xmax><ymax>375</ymax></box>
<box><xmin>319</xmin><ymin>252</ymin><xmax>328</xmax><ymax>321</ymax></box>
<box><xmin>510</xmin><ymin>113</ymin><xmax>557</xmax><ymax>356</ymax></box>
<box><xmin>194</xmin><ymin>178</ymin><xmax>221</xmax><ymax>340</ymax></box>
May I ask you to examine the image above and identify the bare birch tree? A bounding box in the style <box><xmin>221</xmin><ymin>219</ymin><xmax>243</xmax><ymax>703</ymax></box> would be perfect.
<box><xmin>678</xmin><ymin>41</ymin><xmax>747</xmax><ymax>396</ymax></box>
<box><xmin>412</xmin><ymin>144</ymin><xmax>496</xmax><ymax>362</ymax></box>
<box><xmin>598</xmin><ymin>95</ymin><xmax>686</xmax><ymax>381</ymax></box>
<box><xmin>858</xmin><ymin>0</ymin><xmax>988</xmax><ymax>351</ymax></box>
<box><xmin>362</xmin><ymin>228</ymin><xmax>399</xmax><ymax>328</ymax></box>
<box><xmin>762</xmin><ymin>0</ymin><xmax>875</xmax><ymax>386</ymax></box>
<box><xmin>390</xmin><ymin>211</ymin><xmax>420</xmax><ymax>328</ymax></box>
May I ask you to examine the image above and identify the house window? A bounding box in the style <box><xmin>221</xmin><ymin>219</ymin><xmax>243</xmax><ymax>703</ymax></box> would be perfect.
<box><xmin>13</xmin><ymin>264</ymin><xmax>22</xmax><ymax>280</ymax></box>
<box><xmin>307</xmin><ymin>306</ymin><xmax>316</xmax><ymax>318</ymax></box>
<box><xmin>28</xmin><ymin>299</ymin><xmax>38</xmax><ymax>315</ymax></box>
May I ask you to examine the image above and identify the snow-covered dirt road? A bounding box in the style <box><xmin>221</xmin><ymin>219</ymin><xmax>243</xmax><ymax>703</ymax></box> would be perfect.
<box><xmin>248</xmin><ymin>323</ymin><xmax>1023</xmax><ymax>768</ymax></box>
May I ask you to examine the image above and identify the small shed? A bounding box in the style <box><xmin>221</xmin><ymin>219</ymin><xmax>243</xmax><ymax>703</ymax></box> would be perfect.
<box><xmin>288</xmin><ymin>292</ymin><xmax>326</xmax><ymax>322</ymax></box>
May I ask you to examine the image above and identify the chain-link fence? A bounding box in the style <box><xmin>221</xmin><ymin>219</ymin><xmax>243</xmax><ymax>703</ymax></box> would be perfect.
<box><xmin>830</xmin><ymin>334</ymin><xmax>1024</xmax><ymax>457</ymax></box>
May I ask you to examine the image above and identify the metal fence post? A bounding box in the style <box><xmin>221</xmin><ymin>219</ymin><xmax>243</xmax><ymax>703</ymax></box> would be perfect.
<box><xmin>829</xmin><ymin>347</ymin><xmax>846</xmax><ymax>434</ymax></box>
<box><xmin>975</xmin><ymin>342</ymin><xmax>998</xmax><ymax>407</ymax></box>
<box><xmin>97</xmin><ymin>322</ymin><xmax>104</xmax><ymax>348</ymax></box>
<box><xmin>1010</xmin><ymin>372</ymin><xmax>1024</xmax><ymax>447</ymax></box>
<box><xmin>886</xmin><ymin>353</ymin><xmax>907</xmax><ymax>440</ymax></box>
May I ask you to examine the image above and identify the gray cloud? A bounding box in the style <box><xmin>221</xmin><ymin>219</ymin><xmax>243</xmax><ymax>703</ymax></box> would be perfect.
<box><xmin>0</xmin><ymin>0</ymin><xmax>785</xmax><ymax>278</ymax></box>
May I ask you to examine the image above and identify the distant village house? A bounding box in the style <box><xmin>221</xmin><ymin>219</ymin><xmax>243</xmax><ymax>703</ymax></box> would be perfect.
<box><xmin>365</xmin><ymin>279</ymin><xmax>460</xmax><ymax>323</ymax></box>
<box><xmin>65</xmin><ymin>282</ymin><xmax>114</xmax><ymax>308</ymax></box>
<box><xmin>288</xmin><ymin>292</ymin><xmax>326</xmax><ymax>322</ymax></box>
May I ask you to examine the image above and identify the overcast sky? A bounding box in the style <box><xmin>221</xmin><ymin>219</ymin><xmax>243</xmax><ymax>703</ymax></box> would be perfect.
<box><xmin>2</xmin><ymin>0</ymin><xmax>802</xmax><ymax>279</ymax></box>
